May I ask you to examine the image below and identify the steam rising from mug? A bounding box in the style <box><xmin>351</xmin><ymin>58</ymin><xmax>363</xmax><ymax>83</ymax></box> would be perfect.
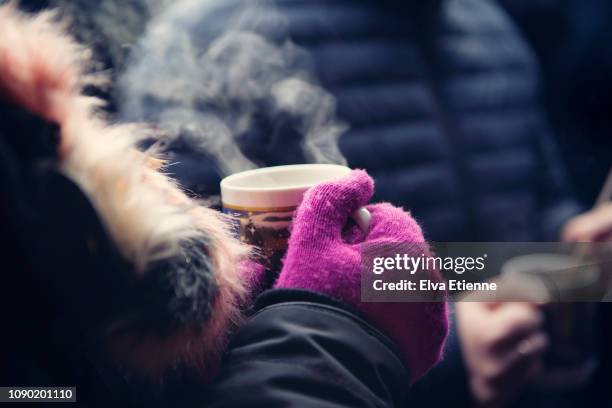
<box><xmin>118</xmin><ymin>0</ymin><xmax>348</xmax><ymax>176</ymax></box>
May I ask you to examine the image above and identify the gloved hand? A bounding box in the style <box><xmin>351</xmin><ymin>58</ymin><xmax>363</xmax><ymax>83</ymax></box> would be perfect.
<box><xmin>275</xmin><ymin>169</ymin><xmax>448</xmax><ymax>382</ymax></box>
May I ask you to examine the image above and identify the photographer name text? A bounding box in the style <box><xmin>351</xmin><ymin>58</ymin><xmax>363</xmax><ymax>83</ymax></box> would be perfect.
<box><xmin>372</xmin><ymin>279</ymin><xmax>497</xmax><ymax>292</ymax></box>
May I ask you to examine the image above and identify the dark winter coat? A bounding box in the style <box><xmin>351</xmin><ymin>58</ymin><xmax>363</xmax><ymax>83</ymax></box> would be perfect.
<box><xmin>130</xmin><ymin>0</ymin><xmax>582</xmax><ymax>243</ymax></box>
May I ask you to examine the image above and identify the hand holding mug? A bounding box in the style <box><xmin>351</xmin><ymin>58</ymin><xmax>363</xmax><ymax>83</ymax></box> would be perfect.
<box><xmin>457</xmin><ymin>302</ymin><xmax>548</xmax><ymax>408</ymax></box>
<box><xmin>221</xmin><ymin>164</ymin><xmax>370</xmax><ymax>286</ymax></box>
<box><xmin>275</xmin><ymin>169</ymin><xmax>449</xmax><ymax>383</ymax></box>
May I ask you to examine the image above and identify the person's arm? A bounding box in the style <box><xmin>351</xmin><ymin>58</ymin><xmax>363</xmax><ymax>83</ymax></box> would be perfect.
<box><xmin>208</xmin><ymin>289</ymin><xmax>410</xmax><ymax>408</ymax></box>
<box><xmin>209</xmin><ymin>170</ymin><xmax>448</xmax><ymax>407</ymax></box>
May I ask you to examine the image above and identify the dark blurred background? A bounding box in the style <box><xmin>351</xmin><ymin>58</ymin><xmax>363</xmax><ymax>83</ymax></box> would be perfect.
<box><xmin>8</xmin><ymin>0</ymin><xmax>610</xmax><ymax>206</ymax></box>
<box><xmin>500</xmin><ymin>0</ymin><xmax>612</xmax><ymax>205</ymax></box>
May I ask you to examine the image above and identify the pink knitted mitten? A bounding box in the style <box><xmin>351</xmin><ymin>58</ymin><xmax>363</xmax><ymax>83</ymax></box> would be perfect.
<box><xmin>275</xmin><ymin>170</ymin><xmax>449</xmax><ymax>382</ymax></box>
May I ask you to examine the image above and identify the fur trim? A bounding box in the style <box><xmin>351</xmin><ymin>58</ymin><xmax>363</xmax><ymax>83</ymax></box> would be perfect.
<box><xmin>0</xmin><ymin>2</ymin><xmax>251</xmax><ymax>377</ymax></box>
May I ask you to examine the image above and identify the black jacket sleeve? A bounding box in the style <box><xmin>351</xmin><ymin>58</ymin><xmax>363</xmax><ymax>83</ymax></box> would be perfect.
<box><xmin>207</xmin><ymin>289</ymin><xmax>411</xmax><ymax>408</ymax></box>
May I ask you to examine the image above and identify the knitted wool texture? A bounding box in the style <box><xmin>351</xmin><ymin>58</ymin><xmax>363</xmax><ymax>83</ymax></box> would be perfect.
<box><xmin>276</xmin><ymin>170</ymin><xmax>449</xmax><ymax>383</ymax></box>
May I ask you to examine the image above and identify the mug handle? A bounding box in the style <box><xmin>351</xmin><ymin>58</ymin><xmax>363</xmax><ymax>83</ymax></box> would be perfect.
<box><xmin>352</xmin><ymin>207</ymin><xmax>372</xmax><ymax>233</ymax></box>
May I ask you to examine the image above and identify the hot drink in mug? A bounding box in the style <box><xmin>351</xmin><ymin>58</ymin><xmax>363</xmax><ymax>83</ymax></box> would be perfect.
<box><xmin>221</xmin><ymin>164</ymin><xmax>371</xmax><ymax>285</ymax></box>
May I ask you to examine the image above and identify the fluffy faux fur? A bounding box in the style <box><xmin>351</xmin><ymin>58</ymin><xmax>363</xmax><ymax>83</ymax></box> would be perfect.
<box><xmin>0</xmin><ymin>2</ymin><xmax>251</xmax><ymax>378</ymax></box>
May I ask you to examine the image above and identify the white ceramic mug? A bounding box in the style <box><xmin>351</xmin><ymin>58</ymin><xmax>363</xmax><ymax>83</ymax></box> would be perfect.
<box><xmin>221</xmin><ymin>164</ymin><xmax>371</xmax><ymax>278</ymax></box>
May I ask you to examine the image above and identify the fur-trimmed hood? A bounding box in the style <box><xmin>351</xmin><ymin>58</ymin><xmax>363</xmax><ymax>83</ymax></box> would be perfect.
<box><xmin>0</xmin><ymin>1</ymin><xmax>253</xmax><ymax>380</ymax></box>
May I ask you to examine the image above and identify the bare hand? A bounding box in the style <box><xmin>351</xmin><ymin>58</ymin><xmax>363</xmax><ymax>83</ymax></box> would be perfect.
<box><xmin>456</xmin><ymin>302</ymin><xmax>548</xmax><ymax>408</ymax></box>
<box><xmin>563</xmin><ymin>202</ymin><xmax>612</xmax><ymax>243</ymax></box>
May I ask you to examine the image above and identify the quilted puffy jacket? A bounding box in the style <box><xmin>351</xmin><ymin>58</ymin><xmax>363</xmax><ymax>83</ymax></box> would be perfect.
<box><xmin>500</xmin><ymin>0</ymin><xmax>612</xmax><ymax>205</ymax></box>
<box><xmin>121</xmin><ymin>0</ymin><xmax>582</xmax><ymax>242</ymax></box>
